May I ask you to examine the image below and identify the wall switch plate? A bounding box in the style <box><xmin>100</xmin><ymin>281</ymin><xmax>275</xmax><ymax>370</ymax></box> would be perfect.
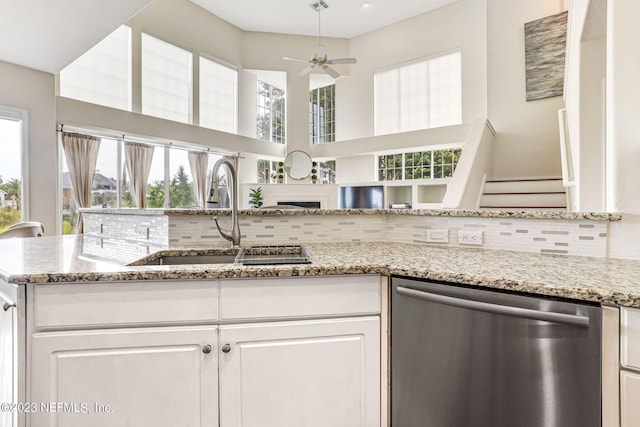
<box><xmin>426</xmin><ymin>229</ymin><xmax>449</xmax><ymax>243</ymax></box>
<box><xmin>458</xmin><ymin>230</ymin><xmax>483</xmax><ymax>246</ymax></box>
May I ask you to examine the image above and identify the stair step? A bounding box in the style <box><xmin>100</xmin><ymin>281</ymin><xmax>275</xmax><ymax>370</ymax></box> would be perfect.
<box><xmin>479</xmin><ymin>193</ymin><xmax>566</xmax><ymax>208</ymax></box>
<box><xmin>483</xmin><ymin>179</ymin><xmax>564</xmax><ymax>194</ymax></box>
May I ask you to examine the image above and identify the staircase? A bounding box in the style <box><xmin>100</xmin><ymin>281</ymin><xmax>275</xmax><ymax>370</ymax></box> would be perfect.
<box><xmin>479</xmin><ymin>177</ymin><xmax>567</xmax><ymax>211</ymax></box>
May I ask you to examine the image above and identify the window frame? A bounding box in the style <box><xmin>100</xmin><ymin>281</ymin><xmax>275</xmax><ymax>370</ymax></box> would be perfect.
<box><xmin>59</xmin><ymin>25</ymin><xmax>133</xmax><ymax>111</ymax></box>
<box><xmin>199</xmin><ymin>54</ymin><xmax>239</xmax><ymax>134</ymax></box>
<box><xmin>309</xmin><ymin>84</ymin><xmax>336</xmax><ymax>145</ymax></box>
<box><xmin>256</xmin><ymin>80</ymin><xmax>286</xmax><ymax>144</ymax></box>
<box><xmin>374</xmin><ymin>49</ymin><xmax>462</xmax><ymax>136</ymax></box>
<box><xmin>0</xmin><ymin>105</ymin><xmax>29</xmax><ymax>221</ymax></box>
<box><xmin>377</xmin><ymin>147</ymin><xmax>462</xmax><ymax>182</ymax></box>
<box><xmin>141</xmin><ymin>31</ymin><xmax>194</xmax><ymax>124</ymax></box>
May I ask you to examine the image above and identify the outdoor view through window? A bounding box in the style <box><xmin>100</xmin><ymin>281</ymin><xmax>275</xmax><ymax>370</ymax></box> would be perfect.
<box><xmin>0</xmin><ymin>116</ymin><xmax>22</xmax><ymax>231</ymax></box>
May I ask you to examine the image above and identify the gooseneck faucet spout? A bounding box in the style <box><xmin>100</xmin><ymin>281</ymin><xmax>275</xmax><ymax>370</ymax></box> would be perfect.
<box><xmin>207</xmin><ymin>158</ymin><xmax>241</xmax><ymax>248</ymax></box>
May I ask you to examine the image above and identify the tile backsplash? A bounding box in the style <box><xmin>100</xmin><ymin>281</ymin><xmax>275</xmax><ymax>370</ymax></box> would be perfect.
<box><xmin>386</xmin><ymin>215</ymin><xmax>607</xmax><ymax>257</ymax></box>
<box><xmin>84</xmin><ymin>211</ymin><xmax>608</xmax><ymax>257</ymax></box>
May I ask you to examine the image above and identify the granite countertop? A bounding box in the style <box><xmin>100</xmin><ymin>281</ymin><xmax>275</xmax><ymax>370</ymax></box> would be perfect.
<box><xmin>79</xmin><ymin>207</ymin><xmax>622</xmax><ymax>221</ymax></box>
<box><xmin>1</xmin><ymin>235</ymin><xmax>640</xmax><ymax>308</ymax></box>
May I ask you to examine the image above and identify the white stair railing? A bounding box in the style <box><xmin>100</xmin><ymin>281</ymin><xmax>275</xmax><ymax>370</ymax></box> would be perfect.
<box><xmin>558</xmin><ymin>108</ymin><xmax>575</xmax><ymax>211</ymax></box>
<box><xmin>441</xmin><ymin>118</ymin><xmax>495</xmax><ymax>210</ymax></box>
<box><xmin>557</xmin><ymin>108</ymin><xmax>575</xmax><ymax>186</ymax></box>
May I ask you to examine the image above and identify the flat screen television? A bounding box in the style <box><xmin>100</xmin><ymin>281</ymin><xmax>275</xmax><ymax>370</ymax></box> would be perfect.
<box><xmin>338</xmin><ymin>185</ymin><xmax>384</xmax><ymax>209</ymax></box>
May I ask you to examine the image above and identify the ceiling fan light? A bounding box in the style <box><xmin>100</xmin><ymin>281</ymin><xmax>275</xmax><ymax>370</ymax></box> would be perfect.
<box><xmin>309</xmin><ymin>0</ymin><xmax>329</xmax><ymax>12</ymax></box>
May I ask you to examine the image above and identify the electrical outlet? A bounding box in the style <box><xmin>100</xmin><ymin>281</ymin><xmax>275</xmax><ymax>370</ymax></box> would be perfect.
<box><xmin>458</xmin><ymin>230</ymin><xmax>483</xmax><ymax>246</ymax></box>
<box><xmin>426</xmin><ymin>229</ymin><xmax>449</xmax><ymax>243</ymax></box>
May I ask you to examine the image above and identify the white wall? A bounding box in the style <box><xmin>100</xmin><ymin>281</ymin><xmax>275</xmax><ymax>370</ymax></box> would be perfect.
<box><xmin>0</xmin><ymin>61</ymin><xmax>57</xmax><ymax>235</ymax></box>
<box><xmin>336</xmin><ymin>155</ymin><xmax>377</xmax><ymax>184</ymax></box>
<box><xmin>487</xmin><ymin>0</ymin><xmax>568</xmax><ymax>179</ymax></box>
<box><xmin>339</xmin><ymin>0</ymin><xmax>487</xmax><ymax>141</ymax></box>
<box><xmin>559</xmin><ymin>0</ymin><xmax>606</xmax><ymax>211</ymax></box>
<box><xmin>605</xmin><ymin>0</ymin><xmax>640</xmax><ymax>259</ymax></box>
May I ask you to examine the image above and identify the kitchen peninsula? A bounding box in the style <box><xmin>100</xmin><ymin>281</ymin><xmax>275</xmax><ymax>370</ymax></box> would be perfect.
<box><xmin>0</xmin><ymin>208</ymin><xmax>636</xmax><ymax>427</ymax></box>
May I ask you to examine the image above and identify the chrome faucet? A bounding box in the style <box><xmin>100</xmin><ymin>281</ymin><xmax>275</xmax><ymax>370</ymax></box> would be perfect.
<box><xmin>207</xmin><ymin>158</ymin><xmax>241</xmax><ymax>248</ymax></box>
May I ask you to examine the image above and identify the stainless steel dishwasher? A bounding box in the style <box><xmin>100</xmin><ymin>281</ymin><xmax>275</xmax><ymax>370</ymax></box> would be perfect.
<box><xmin>391</xmin><ymin>276</ymin><xmax>602</xmax><ymax>427</ymax></box>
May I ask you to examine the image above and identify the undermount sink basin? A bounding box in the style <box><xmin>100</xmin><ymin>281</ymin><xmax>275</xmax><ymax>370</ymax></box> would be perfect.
<box><xmin>141</xmin><ymin>254</ymin><xmax>238</xmax><ymax>265</ymax></box>
<box><xmin>129</xmin><ymin>245</ymin><xmax>311</xmax><ymax>267</ymax></box>
<box><xmin>128</xmin><ymin>249</ymin><xmax>239</xmax><ymax>266</ymax></box>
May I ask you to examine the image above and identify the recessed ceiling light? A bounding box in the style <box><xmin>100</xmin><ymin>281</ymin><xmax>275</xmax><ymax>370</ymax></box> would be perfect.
<box><xmin>363</xmin><ymin>1</ymin><xmax>371</xmax><ymax>8</ymax></box>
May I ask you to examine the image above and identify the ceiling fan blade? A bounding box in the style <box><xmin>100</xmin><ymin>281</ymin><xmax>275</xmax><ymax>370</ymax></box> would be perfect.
<box><xmin>327</xmin><ymin>58</ymin><xmax>357</xmax><ymax>65</ymax></box>
<box><xmin>299</xmin><ymin>65</ymin><xmax>316</xmax><ymax>76</ymax></box>
<box><xmin>322</xmin><ymin>64</ymin><xmax>340</xmax><ymax>78</ymax></box>
<box><xmin>283</xmin><ymin>56</ymin><xmax>310</xmax><ymax>63</ymax></box>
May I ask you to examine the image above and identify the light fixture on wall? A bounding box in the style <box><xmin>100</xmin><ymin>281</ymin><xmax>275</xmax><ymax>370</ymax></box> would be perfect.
<box><xmin>283</xmin><ymin>1</ymin><xmax>357</xmax><ymax>78</ymax></box>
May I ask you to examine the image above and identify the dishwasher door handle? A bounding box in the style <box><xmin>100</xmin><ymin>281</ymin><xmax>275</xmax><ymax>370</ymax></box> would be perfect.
<box><xmin>396</xmin><ymin>286</ymin><xmax>590</xmax><ymax>327</ymax></box>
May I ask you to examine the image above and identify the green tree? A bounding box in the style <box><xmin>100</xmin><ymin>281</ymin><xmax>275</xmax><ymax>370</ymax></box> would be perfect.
<box><xmin>169</xmin><ymin>165</ymin><xmax>195</xmax><ymax>208</ymax></box>
<box><xmin>147</xmin><ymin>180</ymin><xmax>165</xmax><ymax>208</ymax></box>
<box><xmin>0</xmin><ymin>178</ymin><xmax>21</xmax><ymax>210</ymax></box>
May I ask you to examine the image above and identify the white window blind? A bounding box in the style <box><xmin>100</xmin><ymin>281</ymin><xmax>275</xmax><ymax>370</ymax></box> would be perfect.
<box><xmin>374</xmin><ymin>51</ymin><xmax>461</xmax><ymax>135</ymax></box>
<box><xmin>199</xmin><ymin>56</ymin><xmax>238</xmax><ymax>133</ymax></box>
<box><xmin>59</xmin><ymin>25</ymin><xmax>132</xmax><ymax>111</ymax></box>
<box><xmin>142</xmin><ymin>33</ymin><xmax>192</xmax><ymax>124</ymax></box>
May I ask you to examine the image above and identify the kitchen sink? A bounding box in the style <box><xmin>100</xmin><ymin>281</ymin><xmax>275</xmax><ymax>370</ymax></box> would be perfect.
<box><xmin>129</xmin><ymin>245</ymin><xmax>311</xmax><ymax>266</ymax></box>
<box><xmin>139</xmin><ymin>254</ymin><xmax>238</xmax><ymax>265</ymax></box>
<box><xmin>128</xmin><ymin>249</ymin><xmax>239</xmax><ymax>266</ymax></box>
<box><xmin>235</xmin><ymin>244</ymin><xmax>312</xmax><ymax>265</ymax></box>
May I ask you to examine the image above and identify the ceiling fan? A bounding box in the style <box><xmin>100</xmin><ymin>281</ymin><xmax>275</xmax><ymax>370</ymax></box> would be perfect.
<box><xmin>283</xmin><ymin>0</ymin><xmax>357</xmax><ymax>78</ymax></box>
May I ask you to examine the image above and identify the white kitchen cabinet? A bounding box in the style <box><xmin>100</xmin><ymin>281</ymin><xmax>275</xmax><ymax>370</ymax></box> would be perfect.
<box><xmin>0</xmin><ymin>292</ymin><xmax>17</xmax><ymax>427</ymax></box>
<box><xmin>30</xmin><ymin>326</ymin><xmax>218</xmax><ymax>427</ymax></box>
<box><xmin>621</xmin><ymin>370</ymin><xmax>640</xmax><ymax>427</ymax></box>
<box><xmin>24</xmin><ymin>275</ymin><xmax>382</xmax><ymax>427</ymax></box>
<box><xmin>621</xmin><ymin>307</ymin><xmax>640</xmax><ymax>427</ymax></box>
<box><xmin>219</xmin><ymin>317</ymin><xmax>381</xmax><ymax>427</ymax></box>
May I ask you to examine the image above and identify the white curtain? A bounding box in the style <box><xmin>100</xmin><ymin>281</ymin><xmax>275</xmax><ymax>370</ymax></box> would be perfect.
<box><xmin>61</xmin><ymin>131</ymin><xmax>101</xmax><ymax>233</ymax></box>
<box><xmin>124</xmin><ymin>141</ymin><xmax>155</xmax><ymax>208</ymax></box>
<box><xmin>188</xmin><ymin>151</ymin><xmax>209</xmax><ymax>208</ymax></box>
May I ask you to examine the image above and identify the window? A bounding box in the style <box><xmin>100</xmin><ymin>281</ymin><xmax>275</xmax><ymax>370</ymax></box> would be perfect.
<box><xmin>257</xmin><ymin>80</ymin><xmax>286</xmax><ymax>144</ymax></box>
<box><xmin>142</xmin><ymin>33</ymin><xmax>192</xmax><ymax>123</ymax></box>
<box><xmin>145</xmin><ymin>147</ymin><xmax>166</xmax><ymax>208</ymax></box>
<box><xmin>63</xmin><ymin>136</ymin><xmax>119</xmax><ymax>233</ymax></box>
<box><xmin>59</xmin><ymin>25</ymin><xmax>132</xmax><ymax>111</ymax></box>
<box><xmin>378</xmin><ymin>148</ymin><xmax>462</xmax><ymax>181</ymax></box>
<box><xmin>317</xmin><ymin>160</ymin><xmax>336</xmax><ymax>184</ymax></box>
<box><xmin>168</xmin><ymin>149</ymin><xmax>195</xmax><ymax>208</ymax></box>
<box><xmin>0</xmin><ymin>109</ymin><xmax>26</xmax><ymax>231</ymax></box>
<box><xmin>310</xmin><ymin>84</ymin><xmax>335</xmax><ymax>144</ymax></box>
<box><xmin>200</xmin><ymin>56</ymin><xmax>238</xmax><ymax>133</ymax></box>
<box><xmin>61</xmin><ymin>130</ymin><xmax>224</xmax><ymax>232</ymax></box>
<box><xmin>374</xmin><ymin>51</ymin><xmax>461</xmax><ymax>135</ymax></box>
<box><xmin>257</xmin><ymin>159</ymin><xmax>279</xmax><ymax>184</ymax></box>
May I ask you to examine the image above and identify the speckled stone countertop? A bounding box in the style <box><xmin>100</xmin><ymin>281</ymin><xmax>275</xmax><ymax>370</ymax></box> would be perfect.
<box><xmin>1</xmin><ymin>235</ymin><xmax>640</xmax><ymax>308</ymax></box>
<box><xmin>80</xmin><ymin>208</ymin><xmax>622</xmax><ymax>221</ymax></box>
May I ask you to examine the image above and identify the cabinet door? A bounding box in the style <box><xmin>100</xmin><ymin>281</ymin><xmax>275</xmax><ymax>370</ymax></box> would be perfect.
<box><xmin>219</xmin><ymin>317</ymin><xmax>380</xmax><ymax>427</ymax></box>
<box><xmin>622</xmin><ymin>370</ymin><xmax>640</xmax><ymax>427</ymax></box>
<box><xmin>30</xmin><ymin>326</ymin><xmax>218</xmax><ymax>427</ymax></box>
<box><xmin>0</xmin><ymin>298</ymin><xmax>16</xmax><ymax>427</ymax></box>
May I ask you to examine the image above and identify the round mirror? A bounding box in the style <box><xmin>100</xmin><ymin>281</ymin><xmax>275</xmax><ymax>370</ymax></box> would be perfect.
<box><xmin>283</xmin><ymin>151</ymin><xmax>313</xmax><ymax>180</ymax></box>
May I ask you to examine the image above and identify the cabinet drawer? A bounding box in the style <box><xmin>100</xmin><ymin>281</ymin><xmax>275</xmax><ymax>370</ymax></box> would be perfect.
<box><xmin>220</xmin><ymin>275</ymin><xmax>381</xmax><ymax>321</ymax></box>
<box><xmin>33</xmin><ymin>280</ymin><xmax>218</xmax><ymax>330</ymax></box>
<box><xmin>621</xmin><ymin>307</ymin><xmax>640</xmax><ymax>371</ymax></box>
